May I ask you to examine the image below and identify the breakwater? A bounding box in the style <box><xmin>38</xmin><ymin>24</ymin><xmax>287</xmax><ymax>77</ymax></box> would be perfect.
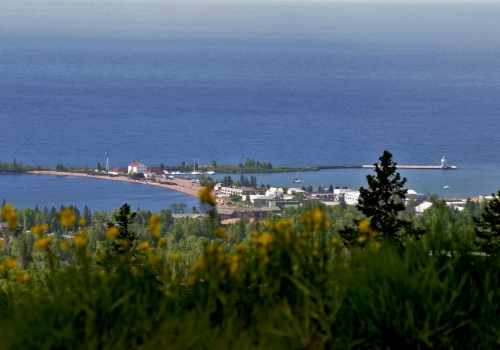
<box><xmin>316</xmin><ymin>165</ymin><xmax>457</xmax><ymax>170</ymax></box>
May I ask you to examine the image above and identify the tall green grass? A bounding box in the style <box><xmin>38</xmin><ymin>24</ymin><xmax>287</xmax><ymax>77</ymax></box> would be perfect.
<box><xmin>0</xmin><ymin>208</ymin><xmax>499</xmax><ymax>349</ymax></box>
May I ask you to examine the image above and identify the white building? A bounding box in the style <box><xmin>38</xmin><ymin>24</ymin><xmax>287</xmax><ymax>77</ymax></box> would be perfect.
<box><xmin>415</xmin><ymin>201</ymin><xmax>433</xmax><ymax>215</ymax></box>
<box><xmin>287</xmin><ymin>188</ymin><xmax>306</xmax><ymax>195</ymax></box>
<box><xmin>344</xmin><ymin>191</ymin><xmax>361</xmax><ymax>206</ymax></box>
<box><xmin>108</xmin><ymin>167</ymin><xmax>126</xmax><ymax>176</ymax></box>
<box><xmin>220</xmin><ymin>187</ymin><xmax>257</xmax><ymax>198</ymax></box>
<box><xmin>265</xmin><ymin>187</ymin><xmax>283</xmax><ymax>198</ymax></box>
<box><xmin>128</xmin><ymin>162</ymin><xmax>147</xmax><ymax>174</ymax></box>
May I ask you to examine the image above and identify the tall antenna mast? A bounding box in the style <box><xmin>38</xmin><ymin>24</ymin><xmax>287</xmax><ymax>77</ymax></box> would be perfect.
<box><xmin>105</xmin><ymin>152</ymin><xmax>109</xmax><ymax>173</ymax></box>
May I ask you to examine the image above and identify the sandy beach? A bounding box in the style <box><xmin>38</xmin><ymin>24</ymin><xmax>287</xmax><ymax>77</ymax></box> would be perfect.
<box><xmin>27</xmin><ymin>171</ymin><xmax>202</xmax><ymax>198</ymax></box>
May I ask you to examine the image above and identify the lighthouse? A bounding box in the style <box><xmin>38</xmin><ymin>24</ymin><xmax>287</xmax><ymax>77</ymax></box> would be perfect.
<box><xmin>441</xmin><ymin>155</ymin><xmax>447</xmax><ymax>169</ymax></box>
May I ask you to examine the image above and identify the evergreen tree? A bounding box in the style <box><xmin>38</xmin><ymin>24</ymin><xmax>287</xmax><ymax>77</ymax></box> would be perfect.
<box><xmin>473</xmin><ymin>191</ymin><xmax>500</xmax><ymax>254</ymax></box>
<box><xmin>354</xmin><ymin>150</ymin><xmax>423</xmax><ymax>247</ymax></box>
<box><xmin>108</xmin><ymin>204</ymin><xmax>138</xmax><ymax>257</ymax></box>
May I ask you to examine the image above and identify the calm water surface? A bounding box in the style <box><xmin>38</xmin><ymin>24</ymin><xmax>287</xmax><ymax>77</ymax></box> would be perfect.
<box><xmin>1</xmin><ymin>2</ymin><xmax>499</xmax><ymax>207</ymax></box>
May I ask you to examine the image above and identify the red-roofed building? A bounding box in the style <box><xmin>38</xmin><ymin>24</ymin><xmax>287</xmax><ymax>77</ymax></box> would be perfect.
<box><xmin>144</xmin><ymin>167</ymin><xmax>165</xmax><ymax>178</ymax></box>
<box><xmin>109</xmin><ymin>167</ymin><xmax>126</xmax><ymax>175</ymax></box>
<box><xmin>128</xmin><ymin>162</ymin><xmax>146</xmax><ymax>174</ymax></box>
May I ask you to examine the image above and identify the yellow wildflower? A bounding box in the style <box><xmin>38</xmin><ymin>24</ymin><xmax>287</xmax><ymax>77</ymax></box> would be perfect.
<box><xmin>357</xmin><ymin>235</ymin><xmax>367</xmax><ymax>243</ymax></box>
<box><xmin>138</xmin><ymin>241</ymin><xmax>151</xmax><ymax>252</ymax></box>
<box><xmin>106</xmin><ymin>226</ymin><xmax>119</xmax><ymax>240</ymax></box>
<box><xmin>172</xmin><ymin>253</ymin><xmax>180</xmax><ymax>261</ymax></box>
<box><xmin>96</xmin><ymin>251</ymin><xmax>107</xmax><ymax>262</ymax></box>
<box><xmin>263</xmin><ymin>220</ymin><xmax>274</xmax><ymax>229</ymax></box>
<box><xmin>2</xmin><ymin>204</ymin><xmax>18</xmax><ymax>230</ymax></box>
<box><xmin>194</xmin><ymin>257</ymin><xmax>207</xmax><ymax>270</ymax></box>
<box><xmin>255</xmin><ymin>232</ymin><xmax>274</xmax><ymax>247</ymax></box>
<box><xmin>96</xmin><ymin>269</ymin><xmax>107</xmax><ymax>277</ymax></box>
<box><xmin>331</xmin><ymin>237</ymin><xmax>342</xmax><ymax>249</ymax></box>
<box><xmin>358</xmin><ymin>218</ymin><xmax>372</xmax><ymax>235</ymax></box>
<box><xmin>130</xmin><ymin>266</ymin><xmax>139</xmax><ymax>276</ymax></box>
<box><xmin>276</xmin><ymin>219</ymin><xmax>293</xmax><ymax>231</ymax></box>
<box><xmin>198</xmin><ymin>187</ymin><xmax>217</xmax><ymax>206</ymax></box>
<box><xmin>158</xmin><ymin>237</ymin><xmax>167</xmax><ymax>247</ymax></box>
<box><xmin>312</xmin><ymin>208</ymin><xmax>327</xmax><ymax>232</ymax></box>
<box><xmin>58</xmin><ymin>208</ymin><xmax>76</xmax><ymax>227</ymax></box>
<box><xmin>148</xmin><ymin>214</ymin><xmax>161</xmax><ymax>238</ymax></box>
<box><xmin>34</xmin><ymin>237</ymin><xmax>52</xmax><ymax>250</ymax></box>
<box><xmin>78</xmin><ymin>218</ymin><xmax>86</xmax><ymax>227</ymax></box>
<box><xmin>74</xmin><ymin>232</ymin><xmax>87</xmax><ymax>247</ymax></box>
<box><xmin>60</xmin><ymin>241</ymin><xmax>70</xmax><ymax>249</ymax></box>
<box><xmin>121</xmin><ymin>239</ymin><xmax>130</xmax><ymax>249</ymax></box>
<box><xmin>30</xmin><ymin>224</ymin><xmax>48</xmax><ymax>236</ymax></box>
<box><xmin>0</xmin><ymin>240</ymin><xmax>4</xmax><ymax>248</ymax></box>
<box><xmin>213</xmin><ymin>228</ymin><xmax>227</xmax><ymax>238</ymax></box>
<box><xmin>187</xmin><ymin>275</ymin><xmax>197</xmax><ymax>285</ymax></box>
<box><xmin>15</xmin><ymin>271</ymin><xmax>30</xmax><ymax>283</ymax></box>
<box><xmin>3</xmin><ymin>257</ymin><xmax>18</xmax><ymax>270</ymax></box>
<box><xmin>301</xmin><ymin>211</ymin><xmax>312</xmax><ymax>223</ymax></box>
<box><xmin>205</xmin><ymin>244</ymin><xmax>217</xmax><ymax>254</ymax></box>
<box><xmin>236</xmin><ymin>244</ymin><xmax>246</xmax><ymax>254</ymax></box>
<box><xmin>161</xmin><ymin>269</ymin><xmax>171</xmax><ymax>282</ymax></box>
<box><xmin>149</xmin><ymin>253</ymin><xmax>159</xmax><ymax>264</ymax></box>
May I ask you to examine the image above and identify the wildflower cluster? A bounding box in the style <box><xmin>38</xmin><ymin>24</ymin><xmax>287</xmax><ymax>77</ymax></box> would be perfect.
<box><xmin>58</xmin><ymin>207</ymin><xmax>76</xmax><ymax>227</ymax></box>
<box><xmin>0</xmin><ymin>257</ymin><xmax>18</xmax><ymax>272</ymax></box>
<box><xmin>148</xmin><ymin>214</ymin><xmax>161</xmax><ymax>238</ymax></box>
<box><xmin>198</xmin><ymin>187</ymin><xmax>217</xmax><ymax>206</ymax></box>
<box><xmin>1</xmin><ymin>203</ymin><xmax>18</xmax><ymax>230</ymax></box>
<box><xmin>357</xmin><ymin>218</ymin><xmax>380</xmax><ymax>249</ymax></box>
<box><xmin>188</xmin><ymin>241</ymin><xmax>247</xmax><ymax>286</ymax></box>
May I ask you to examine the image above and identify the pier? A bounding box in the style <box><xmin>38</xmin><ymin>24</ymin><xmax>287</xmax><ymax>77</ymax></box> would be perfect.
<box><xmin>362</xmin><ymin>165</ymin><xmax>457</xmax><ymax>170</ymax></box>
<box><xmin>315</xmin><ymin>165</ymin><xmax>457</xmax><ymax>170</ymax></box>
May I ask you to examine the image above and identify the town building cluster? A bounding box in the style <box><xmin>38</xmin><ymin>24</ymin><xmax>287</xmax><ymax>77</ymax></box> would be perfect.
<box><xmin>108</xmin><ymin>162</ymin><xmax>478</xmax><ymax>224</ymax></box>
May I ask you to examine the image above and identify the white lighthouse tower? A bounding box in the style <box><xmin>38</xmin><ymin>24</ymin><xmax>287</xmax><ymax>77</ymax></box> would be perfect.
<box><xmin>440</xmin><ymin>155</ymin><xmax>447</xmax><ymax>169</ymax></box>
<box><xmin>105</xmin><ymin>152</ymin><xmax>109</xmax><ymax>174</ymax></box>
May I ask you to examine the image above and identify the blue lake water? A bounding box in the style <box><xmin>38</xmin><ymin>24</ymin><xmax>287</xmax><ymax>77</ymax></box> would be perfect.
<box><xmin>1</xmin><ymin>2</ymin><xmax>499</xmax><ymax>209</ymax></box>
<box><xmin>0</xmin><ymin>174</ymin><xmax>199</xmax><ymax>213</ymax></box>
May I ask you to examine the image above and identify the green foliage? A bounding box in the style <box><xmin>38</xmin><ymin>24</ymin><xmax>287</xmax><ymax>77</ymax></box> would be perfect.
<box><xmin>473</xmin><ymin>191</ymin><xmax>500</xmax><ymax>254</ymax></box>
<box><xmin>0</xmin><ymin>202</ymin><xmax>499</xmax><ymax>349</ymax></box>
<box><xmin>55</xmin><ymin>164</ymin><xmax>66</xmax><ymax>172</ymax></box>
<box><xmin>169</xmin><ymin>203</ymin><xmax>186</xmax><ymax>214</ymax></box>
<box><xmin>228</xmin><ymin>195</ymin><xmax>241</xmax><ymax>202</ymax></box>
<box><xmin>129</xmin><ymin>172</ymin><xmax>145</xmax><ymax>180</ymax></box>
<box><xmin>108</xmin><ymin>204</ymin><xmax>138</xmax><ymax>257</ymax></box>
<box><xmin>346</xmin><ymin>150</ymin><xmax>424</xmax><ymax>248</ymax></box>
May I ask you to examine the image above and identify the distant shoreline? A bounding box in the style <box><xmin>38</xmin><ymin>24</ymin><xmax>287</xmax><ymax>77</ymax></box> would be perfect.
<box><xmin>26</xmin><ymin>171</ymin><xmax>201</xmax><ymax>199</ymax></box>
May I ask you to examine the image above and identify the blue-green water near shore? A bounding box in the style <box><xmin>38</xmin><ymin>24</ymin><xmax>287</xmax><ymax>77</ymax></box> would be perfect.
<box><xmin>0</xmin><ymin>175</ymin><xmax>200</xmax><ymax>213</ymax></box>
